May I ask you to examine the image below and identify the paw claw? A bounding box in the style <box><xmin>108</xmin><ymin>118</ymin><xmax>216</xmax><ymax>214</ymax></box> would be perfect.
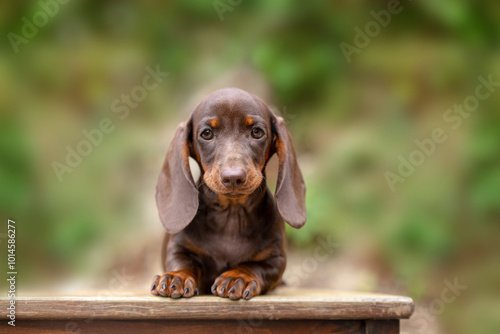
<box><xmin>150</xmin><ymin>271</ymin><xmax>198</xmax><ymax>298</ymax></box>
<box><xmin>212</xmin><ymin>270</ymin><xmax>261</xmax><ymax>300</ymax></box>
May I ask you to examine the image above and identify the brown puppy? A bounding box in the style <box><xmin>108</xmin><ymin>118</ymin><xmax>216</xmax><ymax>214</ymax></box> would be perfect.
<box><xmin>150</xmin><ymin>88</ymin><xmax>306</xmax><ymax>300</ymax></box>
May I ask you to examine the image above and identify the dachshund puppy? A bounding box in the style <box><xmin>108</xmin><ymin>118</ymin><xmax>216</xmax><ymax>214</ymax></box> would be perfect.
<box><xmin>150</xmin><ymin>88</ymin><xmax>306</xmax><ymax>300</ymax></box>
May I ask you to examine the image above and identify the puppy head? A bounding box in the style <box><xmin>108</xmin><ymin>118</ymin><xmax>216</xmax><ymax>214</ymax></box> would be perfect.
<box><xmin>191</xmin><ymin>88</ymin><xmax>271</xmax><ymax>199</ymax></box>
<box><xmin>156</xmin><ymin>88</ymin><xmax>306</xmax><ymax>233</ymax></box>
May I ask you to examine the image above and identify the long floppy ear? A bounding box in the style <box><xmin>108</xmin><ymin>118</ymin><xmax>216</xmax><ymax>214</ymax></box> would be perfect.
<box><xmin>156</xmin><ymin>120</ymin><xmax>199</xmax><ymax>233</ymax></box>
<box><xmin>271</xmin><ymin>115</ymin><xmax>306</xmax><ymax>228</ymax></box>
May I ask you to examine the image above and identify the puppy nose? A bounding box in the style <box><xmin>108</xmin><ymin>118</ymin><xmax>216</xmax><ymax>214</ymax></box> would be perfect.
<box><xmin>221</xmin><ymin>168</ymin><xmax>247</xmax><ymax>189</ymax></box>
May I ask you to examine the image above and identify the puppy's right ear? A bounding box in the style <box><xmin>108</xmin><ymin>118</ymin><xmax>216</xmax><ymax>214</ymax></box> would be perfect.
<box><xmin>156</xmin><ymin>120</ymin><xmax>199</xmax><ymax>234</ymax></box>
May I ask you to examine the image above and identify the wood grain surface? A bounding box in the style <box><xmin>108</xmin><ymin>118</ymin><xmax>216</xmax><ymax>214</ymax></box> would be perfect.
<box><xmin>0</xmin><ymin>287</ymin><xmax>413</xmax><ymax>321</ymax></box>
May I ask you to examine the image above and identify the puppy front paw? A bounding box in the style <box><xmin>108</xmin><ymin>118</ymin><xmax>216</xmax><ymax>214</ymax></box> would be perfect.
<box><xmin>150</xmin><ymin>271</ymin><xmax>198</xmax><ymax>298</ymax></box>
<box><xmin>211</xmin><ymin>269</ymin><xmax>261</xmax><ymax>300</ymax></box>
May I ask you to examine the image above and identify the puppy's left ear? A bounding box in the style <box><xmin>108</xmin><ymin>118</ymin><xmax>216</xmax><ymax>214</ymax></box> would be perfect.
<box><xmin>270</xmin><ymin>114</ymin><xmax>306</xmax><ymax>228</ymax></box>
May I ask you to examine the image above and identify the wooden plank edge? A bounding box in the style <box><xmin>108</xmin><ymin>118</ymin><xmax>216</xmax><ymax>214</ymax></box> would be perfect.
<box><xmin>0</xmin><ymin>296</ymin><xmax>414</xmax><ymax>321</ymax></box>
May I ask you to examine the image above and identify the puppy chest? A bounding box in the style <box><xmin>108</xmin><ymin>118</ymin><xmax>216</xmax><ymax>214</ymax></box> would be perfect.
<box><xmin>204</xmin><ymin>232</ymin><xmax>262</xmax><ymax>266</ymax></box>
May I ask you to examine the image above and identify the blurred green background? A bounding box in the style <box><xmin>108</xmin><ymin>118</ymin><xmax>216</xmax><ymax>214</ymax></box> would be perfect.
<box><xmin>1</xmin><ymin>1</ymin><xmax>499</xmax><ymax>333</ymax></box>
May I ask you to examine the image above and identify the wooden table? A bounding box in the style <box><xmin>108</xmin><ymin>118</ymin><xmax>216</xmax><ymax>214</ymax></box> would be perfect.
<box><xmin>1</xmin><ymin>288</ymin><xmax>413</xmax><ymax>333</ymax></box>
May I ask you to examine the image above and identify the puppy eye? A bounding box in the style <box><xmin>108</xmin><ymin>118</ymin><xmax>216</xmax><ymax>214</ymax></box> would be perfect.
<box><xmin>251</xmin><ymin>128</ymin><xmax>264</xmax><ymax>139</ymax></box>
<box><xmin>201</xmin><ymin>129</ymin><xmax>214</xmax><ymax>140</ymax></box>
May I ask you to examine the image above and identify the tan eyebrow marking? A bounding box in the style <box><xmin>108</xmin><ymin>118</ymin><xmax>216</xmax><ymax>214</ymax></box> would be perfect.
<box><xmin>245</xmin><ymin>117</ymin><xmax>254</xmax><ymax>126</ymax></box>
<box><xmin>209</xmin><ymin>118</ymin><xmax>218</xmax><ymax>128</ymax></box>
